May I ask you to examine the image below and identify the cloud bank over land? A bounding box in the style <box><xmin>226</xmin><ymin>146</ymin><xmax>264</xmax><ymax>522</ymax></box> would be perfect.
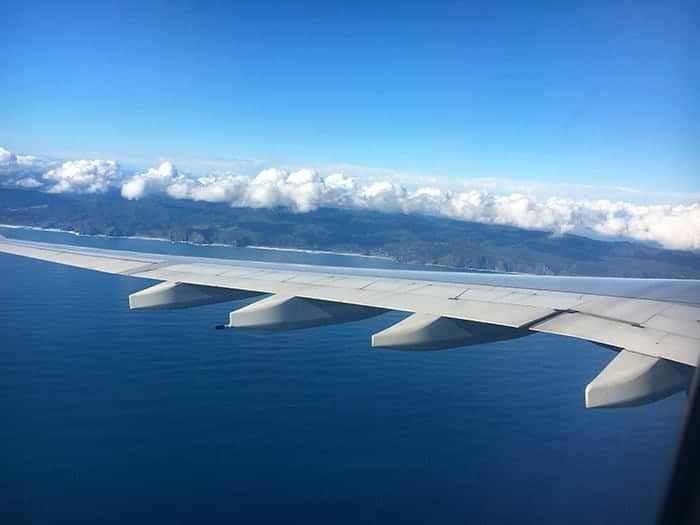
<box><xmin>1</xmin><ymin>146</ymin><xmax>698</xmax><ymax>251</ymax></box>
<box><xmin>44</xmin><ymin>159</ymin><xmax>120</xmax><ymax>194</ymax></box>
<box><xmin>0</xmin><ymin>147</ymin><xmax>53</xmax><ymax>184</ymax></box>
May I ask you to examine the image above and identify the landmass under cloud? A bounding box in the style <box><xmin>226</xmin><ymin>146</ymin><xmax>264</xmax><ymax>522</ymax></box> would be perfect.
<box><xmin>1</xmin><ymin>146</ymin><xmax>698</xmax><ymax>251</ymax></box>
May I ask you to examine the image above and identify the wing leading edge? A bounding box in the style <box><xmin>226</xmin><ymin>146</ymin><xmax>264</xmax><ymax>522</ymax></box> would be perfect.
<box><xmin>2</xmin><ymin>236</ymin><xmax>698</xmax><ymax>408</ymax></box>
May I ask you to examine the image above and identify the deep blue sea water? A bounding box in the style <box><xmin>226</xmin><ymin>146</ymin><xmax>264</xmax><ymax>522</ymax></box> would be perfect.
<box><xmin>0</xmin><ymin>227</ymin><xmax>687</xmax><ymax>524</ymax></box>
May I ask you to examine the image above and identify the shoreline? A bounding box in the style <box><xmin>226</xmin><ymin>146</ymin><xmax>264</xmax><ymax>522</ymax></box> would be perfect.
<box><xmin>0</xmin><ymin>223</ymin><xmax>397</xmax><ymax>261</ymax></box>
<box><xmin>0</xmin><ymin>224</ymin><xmax>517</xmax><ymax>274</ymax></box>
<box><xmin>246</xmin><ymin>245</ymin><xmax>394</xmax><ymax>261</ymax></box>
<box><xmin>0</xmin><ymin>223</ymin><xmax>504</xmax><ymax>273</ymax></box>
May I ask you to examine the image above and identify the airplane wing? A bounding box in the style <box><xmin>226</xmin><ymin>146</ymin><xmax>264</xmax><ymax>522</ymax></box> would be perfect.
<box><xmin>1</xmin><ymin>235</ymin><xmax>698</xmax><ymax>409</ymax></box>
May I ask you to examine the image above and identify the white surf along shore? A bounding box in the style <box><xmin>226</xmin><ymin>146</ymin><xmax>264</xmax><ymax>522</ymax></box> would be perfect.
<box><xmin>0</xmin><ymin>224</ymin><xmax>395</xmax><ymax>260</ymax></box>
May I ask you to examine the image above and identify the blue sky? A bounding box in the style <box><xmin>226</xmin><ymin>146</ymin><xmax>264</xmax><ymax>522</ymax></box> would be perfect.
<box><xmin>2</xmin><ymin>0</ymin><xmax>698</xmax><ymax>193</ymax></box>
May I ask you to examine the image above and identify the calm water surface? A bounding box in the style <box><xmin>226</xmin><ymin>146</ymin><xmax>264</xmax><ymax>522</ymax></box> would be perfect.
<box><xmin>0</xmin><ymin>227</ymin><xmax>686</xmax><ymax>524</ymax></box>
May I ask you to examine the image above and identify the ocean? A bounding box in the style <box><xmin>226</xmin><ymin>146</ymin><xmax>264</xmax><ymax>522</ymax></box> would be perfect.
<box><xmin>0</xmin><ymin>227</ymin><xmax>687</xmax><ymax>524</ymax></box>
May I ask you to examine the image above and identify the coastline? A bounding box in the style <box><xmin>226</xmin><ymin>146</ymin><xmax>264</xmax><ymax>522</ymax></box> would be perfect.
<box><xmin>0</xmin><ymin>223</ymin><xmax>396</xmax><ymax>261</ymax></box>
<box><xmin>0</xmin><ymin>223</ymin><xmax>505</xmax><ymax>273</ymax></box>
<box><xmin>246</xmin><ymin>245</ymin><xmax>394</xmax><ymax>261</ymax></box>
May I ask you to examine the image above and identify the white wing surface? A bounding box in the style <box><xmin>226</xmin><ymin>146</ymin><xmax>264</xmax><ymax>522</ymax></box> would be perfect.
<box><xmin>2</xmin><ymin>236</ymin><xmax>698</xmax><ymax>408</ymax></box>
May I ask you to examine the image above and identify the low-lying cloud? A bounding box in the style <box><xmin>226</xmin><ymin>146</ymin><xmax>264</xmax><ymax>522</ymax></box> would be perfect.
<box><xmin>44</xmin><ymin>159</ymin><xmax>120</xmax><ymax>194</ymax></box>
<box><xmin>1</xmin><ymin>146</ymin><xmax>698</xmax><ymax>251</ymax></box>
<box><xmin>0</xmin><ymin>146</ymin><xmax>53</xmax><ymax>185</ymax></box>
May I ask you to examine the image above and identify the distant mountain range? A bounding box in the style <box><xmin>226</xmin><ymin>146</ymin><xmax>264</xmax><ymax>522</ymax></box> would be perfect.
<box><xmin>1</xmin><ymin>188</ymin><xmax>699</xmax><ymax>278</ymax></box>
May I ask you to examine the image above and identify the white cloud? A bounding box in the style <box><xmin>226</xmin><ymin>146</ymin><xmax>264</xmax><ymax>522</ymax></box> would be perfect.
<box><xmin>1</xmin><ymin>145</ymin><xmax>699</xmax><ymax>251</ymax></box>
<box><xmin>43</xmin><ymin>159</ymin><xmax>120</xmax><ymax>194</ymax></box>
<box><xmin>0</xmin><ymin>147</ymin><xmax>16</xmax><ymax>170</ymax></box>
<box><xmin>128</xmin><ymin>165</ymin><xmax>700</xmax><ymax>250</ymax></box>
<box><xmin>0</xmin><ymin>146</ymin><xmax>54</xmax><ymax>184</ymax></box>
<box><xmin>120</xmin><ymin>161</ymin><xmax>180</xmax><ymax>199</ymax></box>
<box><xmin>170</xmin><ymin>173</ymin><xmax>249</xmax><ymax>203</ymax></box>
<box><xmin>128</xmin><ymin>167</ymin><xmax>360</xmax><ymax>213</ymax></box>
<box><xmin>15</xmin><ymin>177</ymin><xmax>42</xmax><ymax>188</ymax></box>
<box><xmin>589</xmin><ymin>201</ymin><xmax>700</xmax><ymax>251</ymax></box>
